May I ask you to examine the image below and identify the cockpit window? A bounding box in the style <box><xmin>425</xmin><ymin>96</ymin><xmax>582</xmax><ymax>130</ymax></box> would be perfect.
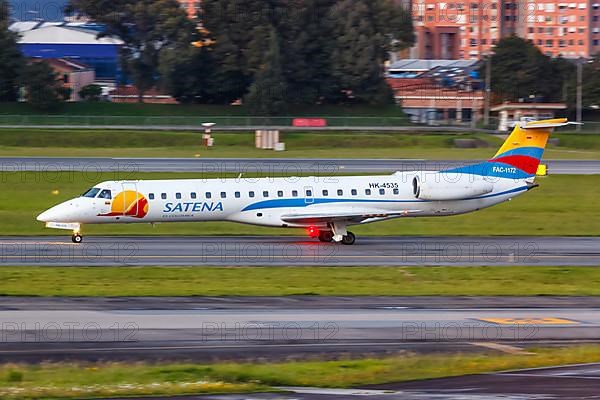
<box><xmin>98</xmin><ymin>189</ymin><xmax>112</xmax><ymax>199</ymax></box>
<box><xmin>82</xmin><ymin>188</ymin><xmax>101</xmax><ymax>198</ymax></box>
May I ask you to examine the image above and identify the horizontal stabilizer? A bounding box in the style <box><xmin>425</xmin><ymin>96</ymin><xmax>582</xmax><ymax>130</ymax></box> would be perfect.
<box><xmin>523</xmin><ymin>121</ymin><xmax>581</xmax><ymax>129</ymax></box>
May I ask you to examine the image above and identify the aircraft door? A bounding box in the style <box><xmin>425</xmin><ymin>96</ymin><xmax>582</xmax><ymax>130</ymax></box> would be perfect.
<box><xmin>121</xmin><ymin>182</ymin><xmax>139</xmax><ymax>217</ymax></box>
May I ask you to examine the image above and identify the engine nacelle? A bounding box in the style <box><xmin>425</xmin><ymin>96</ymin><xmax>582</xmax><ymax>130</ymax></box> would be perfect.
<box><xmin>413</xmin><ymin>174</ymin><xmax>494</xmax><ymax>201</ymax></box>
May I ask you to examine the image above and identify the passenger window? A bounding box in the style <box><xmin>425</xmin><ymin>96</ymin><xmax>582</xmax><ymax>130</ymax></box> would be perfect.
<box><xmin>380</xmin><ymin>189</ymin><xmax>385</xmax><ymax>195</ymax></box>
<box><xmin>206</xmin><ymin>192</ymin><xmax>212</xmax><ymax>199</ymax></box>
<box><xmin>338</xmin><ymin>190</ymin><xmax>343</xmax><ymax>196</ymax></box>
<box><xmin>191</xmin><ymin>193</ymin><xmax>197</xmax><ymax>199</ymax></box>
<box><xmin>235</xmin><ymin>192</ymin><xmax>241</xmax><ymax>198</ymax></box>
<box><xmin>263</xmin><ymin>191</ymin><xmax>269</xmax><ymax>198</ymax></box>
<box><xmin>249</xmin><ymin>191</ymin><xmax>255</xmax><ymax>198</ymax></box>
<box><xmin>306</xmin><ymin>190</ymin><xmax>313</xmax><ymax>197</ymax></box>
<box><xmin>292</xmin><ymin>190</ymin><xmax>298</xmax><ymax>197</ymax></box>
<box><xmin>278</xmin><ymin>191</ymin><xmax>284</xmax><ymax>198</ymax></box>
<box><xmin>351</xmin><ymin>189</ymin><xmax>358</xmax><ymax>196</ymax></box>
<box><xmin>149</xmin><ymin>193</ymin><xmax>155</xmax><ymax>200</ymax></box>
<box><xmin>322</xmin><ymin>190</ymin><xmax>329</xmax><ymax>196</ymax></box>
<box><xmin>98</xmin><ymin>189</ymin><xmax>112</xmax><ymax>199</ymax></box>
<box><xmin>365</xmin><ymin>189</ymin><xmax>372</xmax><ymax>196</ymax></box>
<box><xmin>394</xmin><ymin>188</ymin><xmax>400</xmax><ymax>195</ymax></box>
<box><xmin>176</xmin><ymin>193</ymin><xmax>182</xmax><ymax>200</ymax></box>
<box><xmin>221</xmin><ymin>192</ymin><xmax>227</xmax><ymax>199</ymax></box>
<box><xmin>161</xmin><ymin>193</ymin><xmax>167</xmax><ymax>200</ymax></box>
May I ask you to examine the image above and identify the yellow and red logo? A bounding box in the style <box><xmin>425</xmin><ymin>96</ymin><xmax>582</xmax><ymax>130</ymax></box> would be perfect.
<box><xmin>98</xmin><ymin>191</ymin><xmax>149</xmax><ymax>219</ymax></box>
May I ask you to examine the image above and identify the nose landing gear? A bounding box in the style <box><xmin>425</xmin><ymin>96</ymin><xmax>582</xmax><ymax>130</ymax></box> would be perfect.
<box><xmin>72</xmin><ymin>233</ymin><xmax>83</xmax><ymax>244</ymax></box>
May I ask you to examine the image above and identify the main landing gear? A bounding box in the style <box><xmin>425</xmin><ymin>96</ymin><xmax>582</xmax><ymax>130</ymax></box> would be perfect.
<box><xmin>318</xmin><ymin>230</ymin><xmax>334</xmax><ymax>243</ymax></box>
<box><xmin>71</xmin><ymin>233</ymin><xmax>83</xmax><ymax>244</ymax></box>
<box><xmin>341</xmin><ymin>232</ymin><xmax>356</xmax><ymax>245</ymax></box>
<box><xmin>314</xmin><ymin>227</ymin><xmax>356</xmax><ymax>245</ymax></box>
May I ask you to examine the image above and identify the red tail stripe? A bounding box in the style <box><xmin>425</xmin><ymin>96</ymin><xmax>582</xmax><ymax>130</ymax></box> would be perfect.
<box><xmin>491</xmin><ymin>155</ymin><xmax>540</xmax><ymax>175</ymax></box>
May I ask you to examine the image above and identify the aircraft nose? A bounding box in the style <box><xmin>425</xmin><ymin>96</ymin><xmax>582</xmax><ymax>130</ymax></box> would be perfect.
<box><xmin>37</xmin><ymin>206</ymin><xmax>61</xmax><ymax>223</ymax></box>
<box><xmin>37</xmin><ymin>202</ymin><xmax>74</xmax><ymax>223</ymax></box>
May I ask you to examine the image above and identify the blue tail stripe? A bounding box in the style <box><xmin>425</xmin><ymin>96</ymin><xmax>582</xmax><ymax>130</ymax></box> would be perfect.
<box><xmin>444</xmin><ymin>162</ymin><xmax>535</xmax><ymax>179</ymax></box>
<box><xmin>493</xmin><ymin>147</ymin><xmax>545</xmax><ymax>160</ymax></box>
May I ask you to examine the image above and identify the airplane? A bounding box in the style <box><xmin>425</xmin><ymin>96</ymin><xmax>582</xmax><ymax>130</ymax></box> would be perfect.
<box><xmin>37</xmin><ymin>118</ymin><xmax>574</xmax><ymax>245</ymax></box>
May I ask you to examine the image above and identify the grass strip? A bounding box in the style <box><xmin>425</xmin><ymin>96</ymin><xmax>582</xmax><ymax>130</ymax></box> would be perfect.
<box><xmin>0</xmin><ymin>129</ymin><xmax>598</xmax><ymax>159</ymax></box>
<box><xmin>1</xmin><ymin>345</ymin><xmax>600</xmax><ymax>399</ymax></box>
<box><xmin>1</xmin><ymin>266</ymin><xmax>600</xmax><ymax>297</ymax></box>
<box><xmin>1</xmin><ymin>173</ymin><xmax>598</xmax><ymax>236</ymax></box>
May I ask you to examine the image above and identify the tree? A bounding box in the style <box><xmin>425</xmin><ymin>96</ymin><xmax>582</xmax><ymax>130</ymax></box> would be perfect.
<box><xmin>160</xmin><ymin>0</ymin><xmax>414</xmax><ymax>106</ymax></box>
<box><xmin>0</xmin><ymin>0</ymin><xmax>24</xmax><ymax>101</ymax></box>
<box><xmin>329</xmin><ymin>0</ymin><xmax>394</xmax><ymax>104</ymax></box>
<box><xmin>580</xmin><ymin>56</ymin><xmax>600</xmax><ymax>109</ymax></box>
<box><xmin>68</xmin><ymin>0</ymin><xmax>196</xmax><ymax>102</ymax></box>
<box><xmin>79</xmin><ymin>84</ymin><xmax>103</xmax><ymax>101</ymax></box>
<box><xmin>244</xmin><ymin>26</ymin><xmax>287</xmax><ymax>115</ymax></box>
<box><xmin>278</xmin><ymin>0</ymin><xmax>338</xmax><ymax>104</ymax></box>
<box><xmin>23</xmin><ymin>61</ymin><xmax>65</xmax><ymax>111</ymax></box>
<box><xmin>159</xmin><ymin>42</ymin><xmax>216</xmax><ymax>103</ymax></box>
<box><xmin>202</xmin><ymin>0</ymin><xmax>273</xmax><ymax>103</ymax></box>
<box><xmin>490</xmin><ymin>35</ymin><xmax>565</xmax><ymax>103</ymax></box>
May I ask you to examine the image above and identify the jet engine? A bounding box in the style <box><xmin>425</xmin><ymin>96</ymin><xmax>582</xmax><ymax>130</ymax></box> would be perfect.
<box><xmin>413</xmin><ymin>174</ymin><xmax>493</xmax><ymax>201</ymax></box>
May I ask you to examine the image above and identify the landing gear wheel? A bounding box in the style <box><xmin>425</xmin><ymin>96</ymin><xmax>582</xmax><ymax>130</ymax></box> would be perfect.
<box><xmin>71</xmin><ymin>234</ymin><xmax>83</xmax><ymax>244</ymax></box>
<box><xmin>318</xmin><ymin>231</ymin><xmax>334</xmax><ymax>243</ymax></box>
<box><xmin>341</xmin><ymin>232</ymin><xmax>356</xmax><ymax>245</ymax></box>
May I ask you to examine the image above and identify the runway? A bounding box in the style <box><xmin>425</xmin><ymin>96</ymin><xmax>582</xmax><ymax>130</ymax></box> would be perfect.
<box><xmin>1</xmin><ymin>236</ymin><xmax>599</xmax><ymax>266</ymax></box>
<box><xmin>1</xmin><ymin>296</ymin><xmax>599</xmax><ymax>364</ymax></box>
<box><xmin>1</xmin><ymin>157</ymin><xmax>598</xmax><ymax>174</ymax></box>
<box><xmin>367</xmin><ymin>363</ymin><xmax>600</xmax><ymax>399</ymax></box>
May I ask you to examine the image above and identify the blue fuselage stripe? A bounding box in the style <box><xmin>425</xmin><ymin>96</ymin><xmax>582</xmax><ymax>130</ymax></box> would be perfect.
<box><xmin>241</xmin><ymin>186</ymin><xmax>529</xmax><ymax>212</ymax></box>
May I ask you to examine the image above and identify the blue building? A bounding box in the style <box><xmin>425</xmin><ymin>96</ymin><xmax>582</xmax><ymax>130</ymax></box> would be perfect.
<box><xmin>14</xmin><ymin>24</ymin><xmax>123</xmax><ymax>81</ymax></box>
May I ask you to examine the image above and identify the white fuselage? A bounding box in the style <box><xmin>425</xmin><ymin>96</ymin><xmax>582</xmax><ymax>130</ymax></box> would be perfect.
<box><xmin>37</xmin><ymin>171</ymin><xmax>531</xmax><ymax>229</ymax></box>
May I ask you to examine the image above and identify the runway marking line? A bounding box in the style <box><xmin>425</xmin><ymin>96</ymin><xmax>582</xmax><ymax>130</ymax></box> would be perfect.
<box><xmin>478</xmin><ymin>317</ymin><xmax>580</xmax><ymax>325</ymax></box>
<box><xmin>495</xmin><ymin>372</ymin><xmax>600</xmax><ymax>380</ymax></box>
<box><xmin>470</xmin><ymin>342</ymin><xmax>533</xmax><ymax>355</ymax></box>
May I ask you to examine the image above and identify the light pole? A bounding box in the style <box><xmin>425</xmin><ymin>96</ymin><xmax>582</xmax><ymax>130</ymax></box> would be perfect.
<box><xmin>576</xmin><ymin>58</ymin><xmax>583</xmax><ymax>132</ymax></box>
<box><xmin>484</xmin><ymin>53</ymin><xmax>492</xmax><ymax>127</ymax></box>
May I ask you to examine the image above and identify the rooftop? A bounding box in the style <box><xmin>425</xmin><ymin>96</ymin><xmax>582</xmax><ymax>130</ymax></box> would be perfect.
<box><xmin>41</xmin><ymin>58</ymin><xmax>93</xmax><ymax>72</ymax></box>
<box><xmin>388</xmin><ymin>59</ymin><xmax>480</xmax><ymax>72</ymax></box>
<box><xmin>16</xmin><ymin>25</ymin><xmax>123</xmax><ymax>45</ymax></box>
<box><xmin>491</xmin><ymin>102</ymin><xmax>567</xmax><ymax>111</ymax></box>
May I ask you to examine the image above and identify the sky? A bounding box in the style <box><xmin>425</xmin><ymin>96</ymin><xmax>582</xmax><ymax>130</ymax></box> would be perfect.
<box><xmin>9</xmin><ymin>0</ymin><xmax>67</xmax><ymax>21</ymax></box>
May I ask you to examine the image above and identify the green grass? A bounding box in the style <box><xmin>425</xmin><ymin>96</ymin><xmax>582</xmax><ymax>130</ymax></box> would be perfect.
<box><xmin>0</xmin><ymin>172</ymin><xmax>597</xmax><ymax>236</ymax></box>
<box><xmin>1</xmin><ymin>345</ymin><xmax>600</xmax><ymax>399</ymax></box>
<box><xmin>2</xmin><ymin>266</ymin><xmax>600</xmax><ymax>296</ymax></box>
<box><xmin>0</xmin><ymin>129</ymin><xmax>598</xmax><ymax>159</ymax></box>
<box><xmin>0</xmin><ymin>128</ymin><xmax>496</xmax><ymax>148</ymax></box>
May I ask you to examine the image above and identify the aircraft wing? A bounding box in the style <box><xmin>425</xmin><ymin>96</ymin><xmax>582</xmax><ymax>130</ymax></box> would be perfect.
<box><xmin>281</xmin><ymin>209</ymin><xmax>421</xmax><ymax>225</ymax></box>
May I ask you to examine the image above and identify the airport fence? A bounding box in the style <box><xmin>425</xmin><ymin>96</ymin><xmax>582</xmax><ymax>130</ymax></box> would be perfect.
<box><xmin>0</xmin><ymin>115</ymin><xmax>417</xmax><ymax>128</ymax></box>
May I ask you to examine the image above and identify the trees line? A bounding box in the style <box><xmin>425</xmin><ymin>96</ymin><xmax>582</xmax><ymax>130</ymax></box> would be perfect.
<box><xmin>2</xmin><ymin>0</ymin><xmax>600</xmax><ymax>114</ymax></box>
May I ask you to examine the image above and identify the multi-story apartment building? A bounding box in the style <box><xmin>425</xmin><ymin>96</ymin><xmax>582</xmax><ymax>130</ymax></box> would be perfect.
<box><xmin>411</xmin><ymin>0</ymin><xmax>600</xmax><ymax>59</ymax></box>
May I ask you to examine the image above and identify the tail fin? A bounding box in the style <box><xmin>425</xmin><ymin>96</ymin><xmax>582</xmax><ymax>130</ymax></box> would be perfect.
<box><xmin>490</xmin><ymin>118</ymin><xmax>567</xmax><ymax>176</ymax></box>
<box><xmin>444</xmin><ymin>118</ymin><xmax>574</xmax><ymax>179</ymax></box>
